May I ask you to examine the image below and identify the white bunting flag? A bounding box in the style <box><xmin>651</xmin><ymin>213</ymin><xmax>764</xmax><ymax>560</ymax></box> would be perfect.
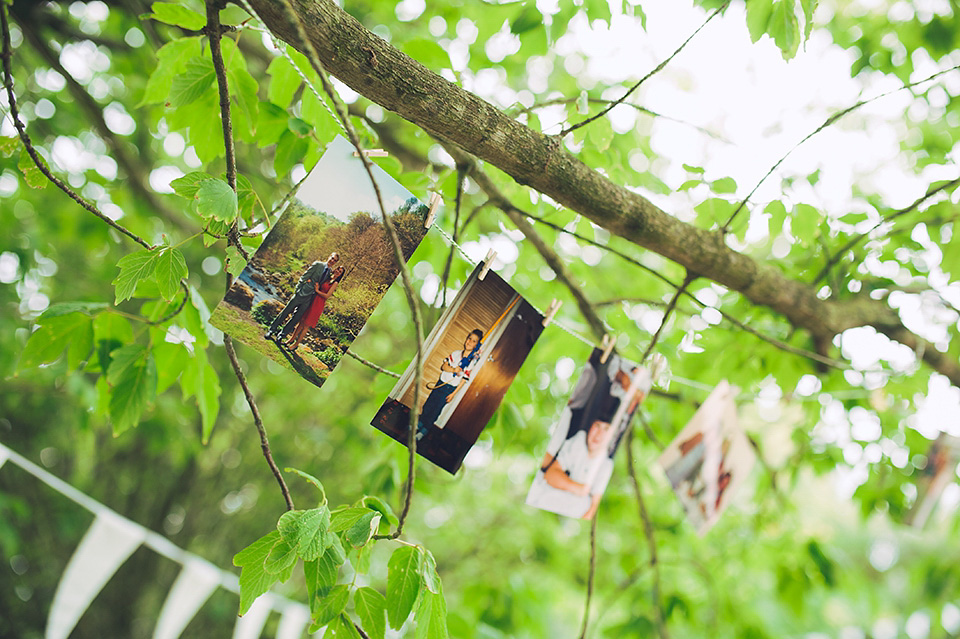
<box><xmin>233</xmin><ymin>592</ymin><xmax>274</xmax><ymax>639</ymax></box>
<box><xmin>275</xmin><ymin>603</ymin><xmax>311</xmax><ymax>639</ymax></box>
<box><xmin>153</xmin><ymin>558</ymin><xmax>222</xmax><ymax>639</ymax></box>
<box><xmin>46</xmin><ymin>510</ymin><xmax>146</xmax><ymax>639</ymax></box>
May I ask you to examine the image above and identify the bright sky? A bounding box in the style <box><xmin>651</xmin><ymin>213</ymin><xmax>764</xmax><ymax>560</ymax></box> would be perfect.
<box><xmin>295</xmin><ymin>135</ymin><xmax>414</xmax><ymax>222</ymax></box>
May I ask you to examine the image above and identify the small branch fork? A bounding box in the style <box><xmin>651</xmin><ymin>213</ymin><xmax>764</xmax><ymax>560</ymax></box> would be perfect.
<box><xmin>205</xmin><ymin>0</ymin><xmax>294</xmax><ymax>511</ymax></box>
<box><xmin>560</xmin><ymin>1</ymin><xmax>730</xmax><ymax>138</ymax></box>
<box><xmin>0</xmin><ymin>4</ymin><xmax>152</xmax><ymax>251</ymax></box>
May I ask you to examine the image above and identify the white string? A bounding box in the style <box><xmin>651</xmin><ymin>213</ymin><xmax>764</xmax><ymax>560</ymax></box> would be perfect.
<box><xmin>0</xmin><ymin>441</ymin><xmax>296</xmax><ymax>603</ymax></box>
<box><xmin>236</xmin><ymin>0</ymin><xmax>347</xmax><ymax>137</ymax></box>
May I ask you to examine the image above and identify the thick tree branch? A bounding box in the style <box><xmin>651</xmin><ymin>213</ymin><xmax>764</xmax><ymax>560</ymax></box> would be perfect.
<box><xmin>243</xmin><ymin>0</ymin><xmax>958</xmax><ymax>388</ymax></box>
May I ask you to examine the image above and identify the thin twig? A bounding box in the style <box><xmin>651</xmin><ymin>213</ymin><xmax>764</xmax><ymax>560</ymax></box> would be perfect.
<box><xmin>638</xmin><ymin>411</ymin><xmax>665</xmax><ymax>451</ymax></box>
<box><xmin>0</xmin><ymin>4</ymin><xmax>153</xmax><ymax>250</ymax></box>
<box><xmin>345</xmin><ymin>349</ymin><xmax>400</xmax><ymax>377</ymax></box>
<box><xmin>746</xmin><ymin>434</ymin><xmax>787</xmax><ymax>508</ymax></box>
<box><xmin>578</xmin><ymin>514</ymin><xmax>599</xmax><ymax>639</ymax></box>
<box><xmin>721</xmin><ymin>64</ymin><xmax>960</xmax><ymax>233</ymax></box>
<box><xmin>224</xmin><ymin>336</ymin><xmax>295</xmax><ymax>511</ymax></box>
<box><xmin>626</xmin><ymin>428</ymin><xmax>669</xmax><ymax>639</ymax></box>
<box><xmin>812</xmin><ymin>175</ymin><xmax>960</xmax><ymax>285</ymax></box>
<box><xmin>265</xmin><ymin>0</ymin><xmax>426</xmax><ymax>536</ymax></box>
<box><xmin>640</xmin><ymin>272</ymin><xmax>695</xmax><ymax>364</ymax></box>
<box><xmin>207</xmin><ymin>1</ymin><xmax>294</xmax><ymax>511</ymax></box>
<box><xmin>438</xmin><ymin>165</ymin><xmax>467</xmax><ymax>312</ymax></box>
<box><xmin>560</xmin><ymin>1</ymin><xmax>729</xmax><ymax>138</ymax></box>
<box><xmin>516</xmin><ymin>96</ymin><xmax>730</xmax><ymax>143</ymax></box>
<box><xmin>146</xmin><ymin>281</ymin><xmax>191</xmax><ymax>325</ymax></box>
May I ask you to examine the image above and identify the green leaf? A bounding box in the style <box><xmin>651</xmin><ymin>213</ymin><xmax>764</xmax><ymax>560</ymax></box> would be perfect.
<box><xmin>419</xmin><ymin>550</ymin><xmax>441</xmax><ymax>595</ymax></box>
<box><xmin>354</xmin><ymin>588</ymin><xmax>386</xmax><ymax>639</ymax></box>
<box><xmin>693</xmin><ymin>198</ymin><xmax>734</xmax><ymax>229</ymax></box>
<box><xmin>152</xmin><ymin>342</ymin><xmax>189</xmax><ymax>393</ymax></box>
<box><xmin>320</xmin><ymin>614</ymin><xmax>363</xmax><ymax>639</ymax></box>
<box><xmin>153</xmin><ymin>247</ymin><xmax>187</xmax><ymax>301</ymax></box>
<box><xmin>288</xmin><ymin>117</ymin><xmax>313</xmax><ymax>137</ymax></box>
<box><xmin>195</xmin><ymin>178</ymin><xmax>239</xmax><ymax>223</ymax></box>
<box><xmin>587</xmin><ymin>117</ymin><xmax>614</xmax><ymax>152</ymax></box>
<box><xmin>414</xmin><ymin>588</ymin><xmax>448</xmax><ymax>639</ymax></box>
<box><xmin>106</xmin><ymin>344</ymin><xmax>147</xmax><ymax>385</ymax></box>
<box><xmin>386</xmin><ymin>545</ymin><xmax>423</xmax><ymax>629</ymax></box>
<box><xmin>330</xmin><ymin>507</ymin><xmax>374</xmax><ymax>533</ymax></box>
<box><xmin>311</xmin><ymin>584</ymin><xmax>349</xmax><ymax>627</ymax></box>
<box><xmin>225</xmin><ymin>246</ymin><xmax>247</xmax><ymax>278</ymax></box>
<box><xmin>274</xmin><ymin>129</ymin><xmax>309</xmax><ymax>180</ymax></box>
<box><xmin>149</xmin><ymin>2</ymin><xmax>205</xmax><ymax>29</ymax></box>
<box><xmin>18</xmin><ymin>150</ymin><xmax>46</xmax><ymax>189</ymax></box>
<box><xmin>257</xmin><ymin>102</ymin><xmax>292</xmax><ymax>148</ymax></box>
<box><xmin>170</xmin><ymin>171</ymin><xmax>212</xmax><ymax>198</ymax></box>
<box><xmin>297</xmin><ymin>508</ymin><xmax>333</xmax><ymax>561</ymax></box>
<box><xmin>711</xmin><ymin>176</ymin><xmax>738</xmax><ymax>194</ymax></box>
<box><xmin>233</xmin><ymin>530</ymin><xmax>282</xmax><ymax>616</ymax></box>
<box><xmin>0</xmin><ymin>135</ymin><xmax>21</xmax><ymax>156</ymax></box>
<box><xmin>221</xmin><ymin>39</ymin><xmax>260</xmax><ymax>139</ymax></box>
<box><xmin>768</xmin><ymin>0</ymin><xmax>801</xmax><ymax>59</ymax></box>
<box><xmin>40</xmin><ymin>302</ymin><xmax>108</xmax><ymax>319</ymax></box>
<box><xmin>180</xmin><ymin>347</ymin><xmax>220</xmax><ymax>444</ymax></box>
<box><xmin>140</xmin><ymin>36</ymin><xmax>203</xmax><ymax>106</ymax></box>
<box><xmin>18</xmin><ymin>312</ymin><xmax>94</xmax><ymax>372</ymax></box>
<box><xmin>745</xmin><ymin>0</ymin><xmax>774</xmax><ymax>42</ymax></box>
<box><xmin>304</xmin><ymin>546</ymin><xmax>341</xmax><ymax>599</ymax></box>
<box><xmin>203</xmin><ymin>219</ymin><xmax>231</xmax><ymax>247</ymax></box>
<box><xmin>108</xmin><ymin>349</ymin><xmax>157</xmax><ymax>436</ymax></box>
<box><xmin>360</xmin><ymin>496</ymin><xmax>398</xmax><ymax>528</ymax></box>
<box><xmin>267</xmin><ymin>56</ymin><xmax>302</xmax><ymax>108</ymax></box>
<box><xmin>113</xmin><ymin>249</ymin><xmax>157</xmax><ymax>305</ymax></box>
<box><xmin>790</xmin><ymin>202</ymin><xmax>822</xmax><ymax>245</ymax></box>
<box><xmin>345</xmin><ymin>512</ymin><xmax>380</xmax><ymax>548</ymax></box>
<box><xmin>265</xmin><ymin>535</ymin><xmax>299</xmax><ymax>577</ymax></box>
<box><xmin>285</xmin><ymin>467</ymin><xmax>327</xmax><ymax>503</ymax></box>
<box><xmin>169</xmin><ymin>56</ymin><xmax>215</xmax><ymax>107</ymax></box>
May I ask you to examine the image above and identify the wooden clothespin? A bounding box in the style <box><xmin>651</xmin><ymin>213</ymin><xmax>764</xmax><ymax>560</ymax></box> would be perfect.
<box><xmin>352</xmin><ymin>149</ymin><xmax>389</xmax><ymax>158</ymax></box>
<box><xmin>478</xmin><ymin>249</ymin><xmax>497</xmax><ymax>281</ymax></box>
<box><xmin>541</xmin><ymin>299</ymin><xmax>562</xmax><ymax>327</ymax></box>
<box><xmin>599</xmin><ymin>334</ymin><xmax>616</xmax><ymax>364</ymax></box>
<box><xmin>424</xmin><ymin>192</ymin><xmax>441</xmax><ymax>229</ymax></box>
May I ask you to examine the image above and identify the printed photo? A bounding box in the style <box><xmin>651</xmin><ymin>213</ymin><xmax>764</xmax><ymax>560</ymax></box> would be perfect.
<box><xmin>657</xmin><ymin>380</ymin><xmax>754</xmax><ymax>535</ymax></box>
<box><xmin>371</xmin><ymin>262</ymin><xmax>543</xmax><ymax>474</ymax></box>
<box><xmin>526</xmin><ymin>349</ymin><xmax>652</xmax><ymax>519</ymax></box>
<box><xmin>210</xmin><ymin>136</ymin><xmax>430</xmax><ymax>387</ymax></box>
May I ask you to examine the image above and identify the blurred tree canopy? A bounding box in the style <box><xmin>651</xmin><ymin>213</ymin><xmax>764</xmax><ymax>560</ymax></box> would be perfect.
<box><xmin>2</xmin><ymin>0</ymin><xmax>960</xmax><ymax>637</ymax></box>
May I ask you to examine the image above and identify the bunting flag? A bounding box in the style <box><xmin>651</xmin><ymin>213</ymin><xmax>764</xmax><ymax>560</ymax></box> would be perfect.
<box><xmin>0</xmin><ymin>441</ymin><xmax>312</xmax><ymax>639</ymax></box>
<box><xmin>153</xmin><ymin>558</ymin><xmax>222</xmax><ymax>639</ymax></box>
<box><xmin>372</xmin><ymin>261</ymin><xmax>545</xmax><ymax>474</ymax></box>
<box><xmin>46</xmin><ymin>511</ymin><xmax>147</xmax><ymax>639</ymax></box>
<box><xmin>234</xmin><ymin>592</ymin><xmax>275</xmax><ymax>639</ymax></box>
<box><xmin>526</xmin><ymin>348</ymin><xmax>653</xmax><ymax>519</ymax></box>
<box><xmin>657</xmin><ymin>380</ymin><xmax>755</xmax><ymax>535</ymax></box>
<box><xmin>210</xmin><ymin>135</ymin><xmax>433</xmax><ymax>391</ymax></box>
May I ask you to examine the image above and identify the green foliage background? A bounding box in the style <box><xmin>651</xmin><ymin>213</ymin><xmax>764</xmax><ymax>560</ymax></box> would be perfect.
<box><xmin>1</xmin><ymin>0</ymin><xmax>959</xmax><ymax>638</ymax></box>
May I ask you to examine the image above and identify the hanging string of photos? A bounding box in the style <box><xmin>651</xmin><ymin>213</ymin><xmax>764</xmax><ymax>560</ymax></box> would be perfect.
<box><xmin>0</xmin><ymin>442</ymin><xmax>313</xmax><ymax>639</ymax></box>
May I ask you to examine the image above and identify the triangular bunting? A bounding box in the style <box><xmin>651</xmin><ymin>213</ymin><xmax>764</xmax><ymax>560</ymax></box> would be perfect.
<box><xmin>46</xmin><ymin>510</ymin><xmax>146</xmax><ymax>639</ymax></box>
<box><xmin>153</xmin><ymin>558</ymin><xmax>222</xmax><ymax>639</ymax></box>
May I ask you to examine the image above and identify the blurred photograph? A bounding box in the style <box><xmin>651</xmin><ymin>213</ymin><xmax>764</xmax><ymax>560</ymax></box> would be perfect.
<box><xmin>372</xmin><ymin>262</ymin><xmax>543</xmax><ymax>474</ymax></box>
<box><xmin>210</xmin><ymin>135</ymin><xmax>430</xmax><ymax>388</ymax></box>
<box><xmin>526</xmin><ymin>348</ymin><xmax>652</xmax><ymax>519</ymax></box>
<box><xmin>658</xmin><ymin>380</ymin><xmax>754</xmax><ymax>535</ymax></box>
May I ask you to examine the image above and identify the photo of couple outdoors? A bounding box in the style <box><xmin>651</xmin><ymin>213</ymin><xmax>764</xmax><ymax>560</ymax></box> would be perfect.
<box><xmin>210</xmin><ymin>136</ymin><xmax>430</xmax><ymax>387</ymax></box>
<box><xmin>526</xmin><ymin>349</ymin><xmax>652</xmax><ymax>520</ymax></box>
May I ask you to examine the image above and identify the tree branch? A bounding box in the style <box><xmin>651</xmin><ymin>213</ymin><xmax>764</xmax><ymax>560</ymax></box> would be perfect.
<box><xmin>0</xmin><ymin>4</ymin><xmax>153</xmax><ymax>250</ymax></box>
<box><xmin>626</xmin><ymin>428</ymin><xmax>669</xmax><ymax>639</ymax></box>
<box><xmin>243</xmin><ymin>0</ymin><xmax>956</xmax><ymax>387</ymax></box>
<box><xmin>208</xmin><ymin>1</ymin><xmax>294</xmax><ymax>511</ymax></box>
<box><xmin>578</xmin><ymin>514</ymin><xmax>599</xmax><ymax>639</ymax></box>
<box><xmin>345</xmin><ymin>349</ymin><xmax>400</xmax><ymax>378</ymax></box>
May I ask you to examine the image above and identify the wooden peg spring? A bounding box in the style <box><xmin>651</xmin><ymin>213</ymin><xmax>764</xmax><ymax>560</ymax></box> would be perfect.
<box><xmin>599</xmin><ymin>334</ymin><xmax>615</xmax><ymax>364</ymax></box>
<box><xmin>478</xmin><ymin>249</ymin><xmax>497</xmax><ymax>281</ymax></box>
<box><xmin>352</xmin><ymin>149</ymin><xmax>389</xmax><ymax>158</ymax></box>
<box><xmin>541</xmin><ymin>299</ymin><xmax>562</xmax><ymax>327</ymax></box>
<box><xmin>424</xmin><ymin>192</ymin><xmax>441</xmax><ymax>229</ymax></box>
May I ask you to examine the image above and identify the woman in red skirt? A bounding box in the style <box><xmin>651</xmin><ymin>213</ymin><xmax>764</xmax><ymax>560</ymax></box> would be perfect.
<box><xmin>284</xmin><ymin>265</ymin><xmax>345</xmax><ymax>350</ymax></box>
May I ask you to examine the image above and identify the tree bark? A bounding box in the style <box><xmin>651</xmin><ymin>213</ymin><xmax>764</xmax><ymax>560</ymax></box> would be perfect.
<box><xmin>245</xmin><ymin>0</ymin><xmax>959</xmax><ymax>387</ymax></box>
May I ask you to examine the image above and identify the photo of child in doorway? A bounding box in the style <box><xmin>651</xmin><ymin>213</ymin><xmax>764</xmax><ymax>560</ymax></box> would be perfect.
<box><xmin>371</xmin><ymin>261</ymin><xmax>544</xmax><ymax>474</ymax></box>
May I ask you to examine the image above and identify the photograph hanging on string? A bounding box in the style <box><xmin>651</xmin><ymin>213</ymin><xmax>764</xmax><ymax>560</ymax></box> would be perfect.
<box><xmin>371</xmin><ymin>262</ymin><xmax>544</xmax><ymax>474</ymax></box>
<box><xmin>525</xmin><ymin>348</ymin><xmax>653</xmax><ymax>519</ymax></box>
<box><xmin>657</xmin><ymin>380</ymin><xmax>755</xmax><ymax>535</ymax></box>
<box><xmin>210</xmin><ymin>135</ymin><xmax>431</xmax><ymax>388</ymax></box>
